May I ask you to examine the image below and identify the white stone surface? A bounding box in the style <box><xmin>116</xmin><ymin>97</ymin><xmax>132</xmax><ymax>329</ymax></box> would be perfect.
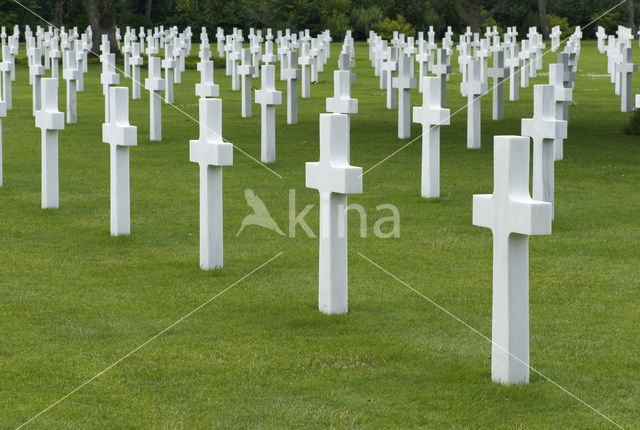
<box><xmin>413</xmin><ymin>76</ymin><xmax>450</xmax><ymax>198</ymax></box>
<box><xmin>618</xmin><ymin>46</ymin><xmax>637</xmax><ymax>112</ymax></box>
<box><xmin>35</xmin><ymin>78</ymin><xmax>64</xmax><ymax>208</ymax></box>
<box><xmin>488</xmin><ymin>49</ymin><xmax>506</xmax><ymax>121</ymax></box>
<box><xmin>145</xmin><ymin>56</ymin><xmax>165</xmax><ymax>141</ymax></box>
<box><xmin>282</xmin><ymin>49</ymin><xmax>301</xmax><ymax>124</ymax></box>
<box><xmin>130</xmin><ymin>42</ymin><xmax>143</xmax><ymax>99</ymax></box>
<box><xmin>189</xmin><ymin>98</ymin><xmax>233</xmax><ymax>270</ymax></box>
<box><xmin>461</xmin><ymin>59</ymin><xmax>487</xmax><ymax>149</ymax></box>
<box><xmin>473</xmin><ymin>135</ymin><xmax>552</xmax><ymax>385</ymax></box>
<box><xmin>162</xmin><ymin>43</ymin><xmax>176</xmax><ymax>104</ymax></box>
<box><xmin>393</xmin><ymin>55</ymin><xmax>416</xmax><ymax>139</ymax></box>
<box><xmin>255</xmin><ymin>65</ymin><xmax>282</xmax><ymax>163</ymax></box>
<box><xmin>63</xmin><ymin>49</ymin><xmax>80</xmax><ymax>124</ymax></box>
<box><xmin>549</xmin><ymin>64</ymin><xmax>572</xmax><ymax>161</ymax></box>
<box><xmin>305</xmin><ymin>113</ymin><xmax>362</xmax><ymax>314</ymax></box>
<box><xmin>195</xmin><ymin>60</ymin><xmax>219</xmax><ymax>99</ymax></box>
<box><xmin>102</xmin><ymin>87</ymin><xmax>137</xmax><ymax>236</ymax></box>
<box><xmin>521</xmin><ymin>85</ymin><xmax>567</xmax><ymax>219</ymax></box>
<box><xmin>238</xmin><ymin>48</ymin><xmax>254</xmax><ymax>117</ymax></box>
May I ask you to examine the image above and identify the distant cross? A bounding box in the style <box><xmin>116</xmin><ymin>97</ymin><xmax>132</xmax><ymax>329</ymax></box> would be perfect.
<box><xmin>102</xmin><ymin>87</ymin><xmax>137</xmax><ymax>236</ymax></box>
<box><xmin>519</xmin><ymin>40</ymin><xmax>530</xmax><ymax>88</ymax></box>
<box><xmin>305</xmin><ymin>113</ymin><xmax>362</xmax><ymax>315</ymax></box>
<box><xmin>617</xmin><ymin>46</ymin><xmax>637</xmax><ymax>113</ymax></box>
<box><xmin>326</xmin><ymin>68</ymin><xmax>357</xmax><ymax>117</ymax></box>
<box><xmin>195</xmin><ymin>60</ymin><xmax>219</xmax><ymax>99</ymax></box>
<box><xmin>473</xmin><ymin>135</ymin><xmax>552</xmax><ymax>385</ymax></box>
<box><xmin>488</xmin><ymin>49</ymin><xmax>506</xmax><ymax>121</ymax></box>
<box><xmin>35</xmin><ymin>78</ymin><xmax>64</xmax><ymax>208</ymax></box>
<box><xmin>163</xmin><ymin>42</ymin><xmax>177</xmax><ymax>103</ymax></box>
<box><xmin>0</xmin><ymin>72</ymin><xmax>5</xmax><ymax>186</ymax></box>
<box><xmin>29</xmin><ymin>45</ymin><xmax>44</xmax><ymax>115</ymax></box>
<box><xmin>505</xmin><ymin>44</ymin><xmax>521</xmax><ymax>101</ymax></box>
<box><xmin>282</xmin><ymin>49</ymin><xmax>301</xmax><ymax>124</ymax></box>
<box><xmin>62</xmin><ymin>49</ymin><xmax>80</xmax><ymax>124</ymax></box>
<box><xmin>416</xmin><ymin>40</ymin><xmax>430</xmax><ymax>93</ymax></box>
<box><xmin>521</xmin><ymin>84</ymin><xmax>567</xmax><ymax>219</ymax></box>
<box><xmin>0</xmin><ymin>45</ymin><xmax>13</xmax><ymax>110</ymax></box>
<box><xmin>237</xmin><ymin>48</ymin><xmax>254</xmax><ymax>118</ymax></box>
<box><xmin>144</xmin><ymin>56</ymin><xmax>165</xmax><ymax>141</ymax></box>
<box><xmin>230</xmin><ymin>40</ymin><xmax>242</xmax><ymax>91</ymax></box>
<box><xmin>431</xmin><ymin>48</ymin><xmax>450</xmax><ymax>108</ymax></box>
<box><xmin>549</xmin><ymin>64</ymin><xmax>572</xmax><ymax>161</ymax></box>
<box><xmin>413</xmin><ymin>76</ymin><xmax>450</xmax><ymax>198</ymax></box>
<box><xmin>189</xmin><ymin>98</ymin><xmax>233</xmax><ymax>269</ymax></box>
<box><xmin>461</xmin><ymin>59</ymin><xmax>487</xmax><ymax>149</ymax></box>
<box><xmin>130</xmin><ymin>42</ymin><xmax>143</xmax><ymax>99</ymax></box>
<box><xmin>382</xmin><ymin>46</ymin><xmax>398</xmax><ymax>109</ymax></box>
<box><xmin>298</xmin><ymin>42</ymin><xmax>312</xmax><ymax>98</ymax></box>
<box><xmin>255</xmin><ymin>65</ymin><xmax>282</xmax><ymax>163</ymax></box>
<box><xmin>393</xmin><ymin>55</ymin><xmax>416</xmax><ymax>139</ymax></box>
<box><xmin>100</xmin><ymin>52</ymin><xmax>120</xmax><ymax>123</ymax></box>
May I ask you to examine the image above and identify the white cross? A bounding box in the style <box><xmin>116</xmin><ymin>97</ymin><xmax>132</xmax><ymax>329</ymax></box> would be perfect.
<box><xmin>250</xmin><ymin>37</ymin><xmax>262</xmax><ymax>78</ymax></box>
<box><xmin>413</xmin><ymin>76</ymin><xmax>450</xmax><ymax>198</ymax></box>
<box><xmin>263</xmin><ymin>40</ymin><xmax>276</xmax><ymax>65</ymax></box>
<box><xmin>518</xmin><ymin>40</ymin><xmax>531</xmax><ymax>88</ymax></box>
<box><xmin>505</xmin><ymin>44</ymin><xmax>521</xmax><ymax>101</ymax></box>
<box><xmin>195</xmin><ymin>60</ymin><xmax>219</xmax><ymax>99</ymax></box>
<box><xmin>431</xmin><ymin>48</ymin><xmax>450</xmax><ymax>108</ymax></box>
<box><xmin>29</xmin><ymin>45</ymin><xmax>45</xmax><ymax>115</ymax></box>
<box><xmin>230</xmin><ymin>40</ymin><xmax>243</xmax><ymax>91</ymax></box>
<box><xmin>415</xmin><ymin>40</ymin><xmax>430</xmax><ymax>93</ymax></box>
<box><xmin>35</xmin><ymin>78</ymin><xmax>64</xmax><ymax>208</ymax></box>
<box><xmin>102</xmin><ymin>87</ymin><xmax>137</xmax><ymax>236</ymax></box>
<box><xmin>326</xmin><ymin>68</ymin><xmax>357</xmax><ymax>117</ymax></box>
<box><xmin>521</xmin><ymin>84</ymin><xmax>567</xmax><ymax>219</ymax></box>
<box><xmin>130</xmin><ymin>42</ymin><xmax>143</xmax><ymax>99</ymax></box>
<box><xmin>62</xmin><ymin>49</ymin><xmax>80</xmax><ymax>124</ymax></box>
<box><xmin>382</xmin><ymin>47</ymin><xmax>398</xmax><ymax>109</ymax></box>
<box><xmin>255</xmin><ymin>65</ymin><xmax>282</xmax><ymax>163</ymax></box>
<box><xmin>298</xmin><ymin>42</ymin><xmax>312</xmax><ymax>98</ymax></box>
<box><xmin>145</xmin><ymin>56</ymin><xmax>165</xmax><ymax>141</ymax></box>
<box><xmin>310</xmin><ymin>38</ymin><xmax>321</xmax><ymax>83</ymax></box>
<box><xmin>305</xmin><ymin>113</ymin><xmax>362</xmax><ymax>314</ymax></box>
<box><xmin>473</xmin><ymin>134</ymin><xmax>551</xmax><ymax>384</ymax></box>
<box><xmin>0</xmin><ymin>72</ymin><xmax>5</xmax><ymax>186</ymax></box>
<box><xmin>189</xmin><ymin>98</ymin><xmax>233</xmax><ymax>270</ymax></box>
<box><xmin>282</xmin><ymin>49</ymin><xmax>301</xmax><ymax>124</ymax></box>
<box><xmin>549</xmin><ymin>63</ymin><xmax>572</xmax><ymax>161</ymax></box>
<box><xmin>461</xmin><ymin>59</ymin><xmax>487</xmax><ymax>149</ymax></box>
<box><xmin>393</xmin><ymin>55</ymin><xmax>416</xmax><ymax>139</ymax></box>
<box><xmin>488</xmin><ymin>49</ymin><xmax>506</xmax><ymax>121</ymax></box>
<box><xmin>163</xmin><ymin>43</ymin><xmax>177</xmax><ymax>103</ymax></box>
<box><xmin>238</xmin><ymin>48</ymin><xmax>254</xmax><ymax>118</ymax></box>
<box><xmin>617</xmin><ymin>46</ymin><xmax>637</xmax><ymax>112</ymax></box>
<box><xmin>0</xmin><ymin>45</ymin><xmax>13</xmax><ymax>110</ymax></box>
<box><xmin>338</xmin><ymin>51</ymin><xmax>355</xmax><ymax>84</ymax></box>
<box><xmin>100</xmin><ymin>52</ymin><xmax>119</xmax><ymax>123</ymax></box>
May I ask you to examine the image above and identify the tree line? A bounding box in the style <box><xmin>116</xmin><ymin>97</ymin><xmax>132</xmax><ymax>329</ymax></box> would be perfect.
<box><xmin>0</xmin><ymin>0</ymin><xmax>636</xmax><ymax>44</ymax></box>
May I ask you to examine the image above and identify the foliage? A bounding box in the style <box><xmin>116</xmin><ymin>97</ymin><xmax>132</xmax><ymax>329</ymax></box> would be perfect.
<box><xmin>624</xmin><ymin>108</ymin><xmax>640</xmax><ymax>135</ymax></box>
<box><xmin>350</xmin><ymin>5</ymin><xmax>383</xmax><ymax>40</ymax></box>
<box><xmin>374</xmin><ymin>14</ymin><xmax>415</xmax><ymax>40</ymax></box>
<box><xmin>547</xmin><ymin>14</ymin><xmax>571</xmax><ymax>40</ymax></box>
<box><xmin>0</xmin><ymin>0</ymin><xmax>638</xmax><ymax>40</ymax></box>
<box><xmin>321</xmin><ymin>0</ymin><xmax>351</xmax><ymax>40</ymax></box>
<box><xmin>589</xmin><ymin>9</ymin><xmax>622</xmax><ymax>35</ymax></box>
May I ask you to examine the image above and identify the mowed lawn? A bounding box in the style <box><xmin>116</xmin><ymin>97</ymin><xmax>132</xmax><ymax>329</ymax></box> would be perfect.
<box><xmin>1</xmin><ymin>39</ymin><xmax>639</xmax><ymax>428</ymax></box>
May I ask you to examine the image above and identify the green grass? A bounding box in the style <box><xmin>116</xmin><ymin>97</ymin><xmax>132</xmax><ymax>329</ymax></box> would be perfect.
<box><xmin>1</xmin><ymin>40</ymin><xmax>639</xmax><ymax>428</ymax></box>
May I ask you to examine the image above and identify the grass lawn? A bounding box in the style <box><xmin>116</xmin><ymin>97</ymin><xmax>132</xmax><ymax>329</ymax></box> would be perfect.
<box><xmin>1</xmin><ymin>40</ymin><xmax>639</xmax><ymax>428</ymax></box>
